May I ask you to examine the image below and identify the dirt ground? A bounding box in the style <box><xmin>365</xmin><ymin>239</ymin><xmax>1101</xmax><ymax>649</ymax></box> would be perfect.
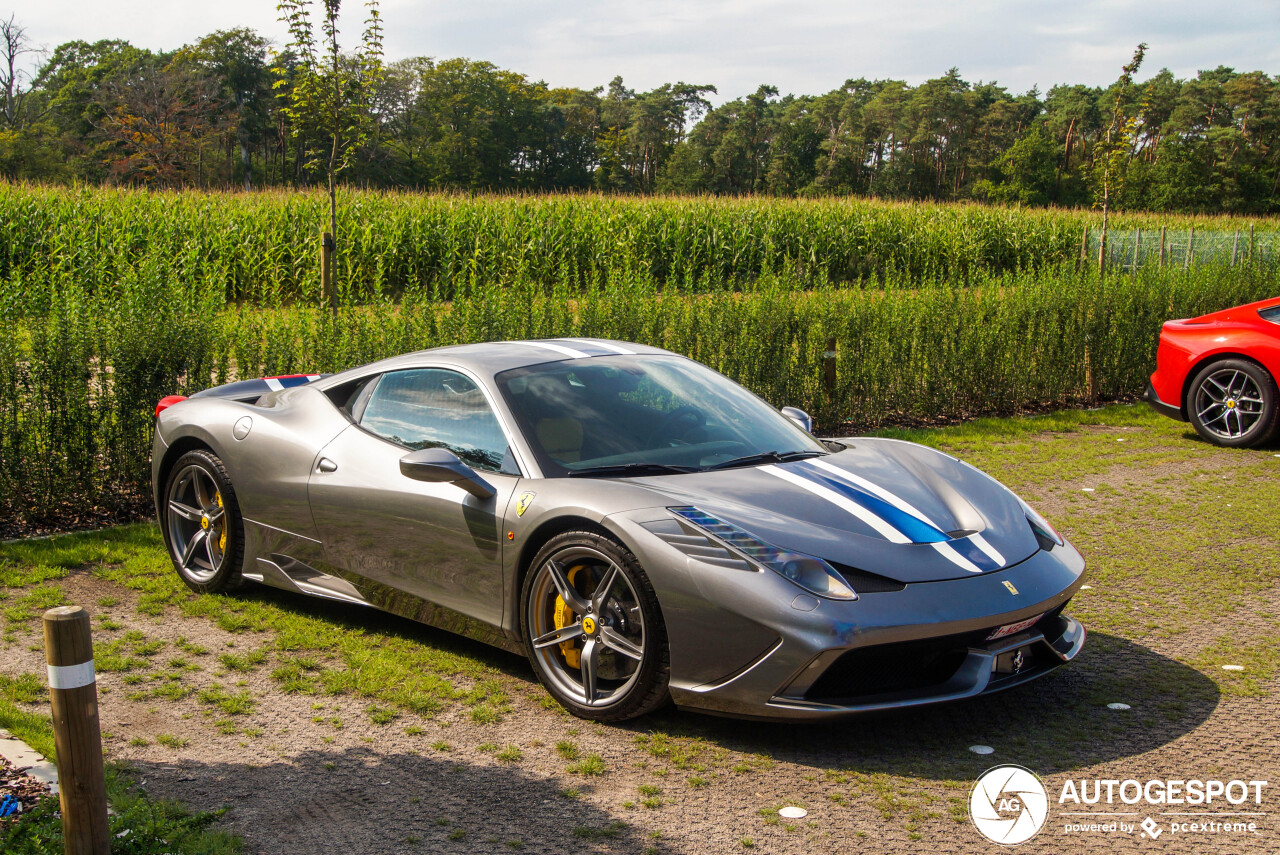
<box><xmin>2</xmin><ymin>420</ymin><xmax>1277</xmax><ymax>854</ymax></box>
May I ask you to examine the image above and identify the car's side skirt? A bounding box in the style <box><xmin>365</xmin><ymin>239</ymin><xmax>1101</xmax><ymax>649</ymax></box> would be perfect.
<box><xmin>243</xmin><ymin>518</ymin><xmax>523</xmax><ymax>656</ymax></box>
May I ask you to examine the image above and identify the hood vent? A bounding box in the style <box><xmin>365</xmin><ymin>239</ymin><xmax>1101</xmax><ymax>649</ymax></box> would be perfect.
<box><xmin>827</xmin><ymin>561</ymin><xmax>906</xmax><ymax>593</ymax></box>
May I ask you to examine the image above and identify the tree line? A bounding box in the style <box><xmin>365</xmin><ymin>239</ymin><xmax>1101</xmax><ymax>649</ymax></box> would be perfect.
<box><xmin>2</xmin><ymin>16</ymin><xmax>1277</xmax><ymax>213</ymax></box>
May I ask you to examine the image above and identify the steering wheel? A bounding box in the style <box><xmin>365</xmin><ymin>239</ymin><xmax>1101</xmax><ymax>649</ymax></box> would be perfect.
<box><xmin>650</xmin><ymin>406</ymin><xmax>705</xmax><ymax>446</ymax></box>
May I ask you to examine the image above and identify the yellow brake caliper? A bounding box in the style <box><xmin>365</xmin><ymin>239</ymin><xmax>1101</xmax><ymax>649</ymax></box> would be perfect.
<box><xmin>216</xmin><ymin>492</ymin><xmax>226</xmax><ymax>552</ymax></box>
<box><xmin>553</xmin><ymin>565</ymin><xmax>593</xmax><ymax>668</ymax></box>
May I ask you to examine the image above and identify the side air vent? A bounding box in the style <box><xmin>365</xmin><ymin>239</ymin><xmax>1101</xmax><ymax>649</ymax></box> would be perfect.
<box><xmin>827</xmin><ymin>561</ymin><xmax>906</xmax><ymax>593</ymax></box>
<box><xmin>641</xmin><ymin>518</ymin><xmax>754</xmax><ymax>571</ymax></box>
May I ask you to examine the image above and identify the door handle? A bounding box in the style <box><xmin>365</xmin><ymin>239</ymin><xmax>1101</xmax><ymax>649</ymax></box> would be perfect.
<box><xmin>316</xmin><ymin>458</ymin><xmax>338</xmax><ymax>473</ymax></box>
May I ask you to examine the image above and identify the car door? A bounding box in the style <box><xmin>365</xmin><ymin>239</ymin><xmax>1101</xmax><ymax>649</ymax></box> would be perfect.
<box><xmin>308</xmin><ymin>367</ymin><xmax>522</xmax><ymax>632</ymax></box>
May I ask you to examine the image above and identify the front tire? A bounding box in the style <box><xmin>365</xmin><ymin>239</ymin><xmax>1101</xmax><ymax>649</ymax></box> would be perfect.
<box><xmin>162</xmin><ymin>450</ymin><xmax>246</xmax><ymax>593</ymax></box>
<box><xmin>1187</xmin><ymin>359</ymin><xmax>1279</xmax><ymax>448</ymax></box>
<box><xmin>521</xmin><ymin>531</ymin><xmax>670</xmax><ymax>721</ymax></box>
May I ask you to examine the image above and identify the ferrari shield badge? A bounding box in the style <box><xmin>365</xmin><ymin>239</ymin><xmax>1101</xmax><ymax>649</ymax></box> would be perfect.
<box><xmin>516</xmin><ymin>492</ymin><xmax>536</xmax><ymax>517</ymax></box>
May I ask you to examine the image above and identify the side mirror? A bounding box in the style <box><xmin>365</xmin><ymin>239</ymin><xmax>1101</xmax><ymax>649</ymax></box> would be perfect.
<box><xmin>399</xmin><ymin>447</ymin><xmax>496</xmax><ymax>500</ymax></box>
<box><xmin>781</xmin><ymin>406</ymin><xmax>814</xmax><ymax>434</ymax></box>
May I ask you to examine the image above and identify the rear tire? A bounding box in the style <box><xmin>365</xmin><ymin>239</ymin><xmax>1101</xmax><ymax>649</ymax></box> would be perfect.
<box><xmin>162</xmin><ymin>450</ymin><xmax>246</xmax><ymax>593</ymax></box>
<box><xmin>521</xmin><ymin>531</ymin><xmax>670</xmax><ymax>721</ymax></box>
<box><xmin>1186</xmin><ymin>359</ymin><xmax>1279</xmax><ymax>448</ymax></box>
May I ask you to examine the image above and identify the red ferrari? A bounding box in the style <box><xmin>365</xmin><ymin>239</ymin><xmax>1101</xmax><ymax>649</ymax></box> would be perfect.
<box><xmin>1146</xmin><ymin>296</ymin><xmax>1280</xmax><ymax>447</ymax></box>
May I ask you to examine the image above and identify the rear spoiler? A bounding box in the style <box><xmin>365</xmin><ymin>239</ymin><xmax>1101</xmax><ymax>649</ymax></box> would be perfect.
<box><xmin>155</xmin><ymin>374</ymin><xmax>326</xmax><ymax>418</ymax></box>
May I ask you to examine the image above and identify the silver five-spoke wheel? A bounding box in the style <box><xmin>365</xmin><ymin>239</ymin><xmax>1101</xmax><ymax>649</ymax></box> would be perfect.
<box><xmin>163</xmin><ymin>450</ymin><xmax>245</xmax><ymax>592</ymax></box>
<box><xmin>522</xmin><ymin>532</ymin><xmax>668</xmax><ymax>721</ymax></box>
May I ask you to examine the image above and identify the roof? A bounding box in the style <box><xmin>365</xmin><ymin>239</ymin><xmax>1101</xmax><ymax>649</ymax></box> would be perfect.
<box><xmin>315</xmin><ymin>338</ymin><xmax>677</xmax><ymax>388</ymax></box>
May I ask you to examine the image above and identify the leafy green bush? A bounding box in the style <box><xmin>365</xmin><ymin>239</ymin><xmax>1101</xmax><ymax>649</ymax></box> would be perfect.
<box><xmin>2</xmin><ymin>255</ymin><xmax>1274</xmax><ymax>531</ymax></box>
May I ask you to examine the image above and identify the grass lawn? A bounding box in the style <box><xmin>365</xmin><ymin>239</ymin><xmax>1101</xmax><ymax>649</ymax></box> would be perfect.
<box><xmin>1</xmin><ymin>402</ymin><xmax>1276</xmax><ymax>854</ymax></box>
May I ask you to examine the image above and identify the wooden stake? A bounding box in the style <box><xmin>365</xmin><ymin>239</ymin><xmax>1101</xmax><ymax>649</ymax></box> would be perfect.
<box><xmin>1185</xmin><ymin>227</ymin><xmax>1195</xmax><ymax>270</ymax></box>
<box><xmin>44</xmin><ymin>606</ymin><xmax>109</xmax><ymax>855</ymax></box>
<box><xmin>823</xmin><ymin>338</ymin><xmax>837</xmax><ymax>401</ymax></box>
<box><xmin>1159</xmin><ymin>227</ymin><xmax>1166</xmax><ymax>268</ymax></box>
<box><xmin>1078</xmin><ymin>225</ymin><xmax>1089</xmax><ymax>272</ymax></box>
<box><xmin>321</xmin><ymin>231</ymin><xmax>336</xmax><ymax>313</ymax></box>
<box><xmin>1133</xmin><ymin>227</ymin><xmax>1141</xmax><ymax>270</ymax></box>
<box><xmin>1231</xmin><ymin>229</ymin><xmax>1239</xmax><ymax>266</ymax></box>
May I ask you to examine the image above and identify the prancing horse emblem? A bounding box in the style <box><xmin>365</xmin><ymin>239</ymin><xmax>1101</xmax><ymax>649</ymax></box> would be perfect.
<box><xmin>1012</xmin><ymin>649</ymin><xmax>1025</xmax><ymax>673</ymax></box>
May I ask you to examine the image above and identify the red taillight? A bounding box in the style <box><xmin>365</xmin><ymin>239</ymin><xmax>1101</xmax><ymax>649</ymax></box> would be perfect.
<box><xmin>155</xmin><ymin>395</ymin><xmax>188</xmax><ymax>418</ymax></box>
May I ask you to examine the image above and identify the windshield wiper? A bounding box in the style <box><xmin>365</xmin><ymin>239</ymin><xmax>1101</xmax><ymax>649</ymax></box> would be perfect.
<box><xmin>567</xmin><ymin>463</ymin><xmax>699</xmax><ymax>478</ymax></box>
<box><xmin>705</xmin><ymin>450</ymin><xmax>826</xmax><ymax>471</ymax></box>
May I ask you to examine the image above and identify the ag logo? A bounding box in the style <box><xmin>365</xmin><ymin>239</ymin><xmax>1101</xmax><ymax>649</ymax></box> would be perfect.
<box><xmin>970</xmin><ymin>765</ymin><xmax>1049</xmax><ymax>845</ymax></box>
<box><xmin>516</xmin><ymin>492</ymin><xmax>536</xmax><ymax>517</ymax></box>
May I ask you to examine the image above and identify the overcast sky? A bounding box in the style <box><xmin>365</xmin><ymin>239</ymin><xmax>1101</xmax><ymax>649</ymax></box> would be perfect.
<box><xmin>11</xmin><ymin>0</ymin><xmax>1280</xmax><ymax>102</ymax></box>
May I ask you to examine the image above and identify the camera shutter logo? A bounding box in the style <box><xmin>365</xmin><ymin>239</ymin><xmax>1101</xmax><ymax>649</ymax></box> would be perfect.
<box><xmin>970</xmin><ymin>765</ymin><xmax>1049</xmax><ymax>845</ymax></box>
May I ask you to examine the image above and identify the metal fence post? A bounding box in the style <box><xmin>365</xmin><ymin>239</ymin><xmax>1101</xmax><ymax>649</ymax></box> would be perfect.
<box><xmin>44</xmin><ymin>606</ymin><xmax>110</xmax><ymax>855</ymax></box>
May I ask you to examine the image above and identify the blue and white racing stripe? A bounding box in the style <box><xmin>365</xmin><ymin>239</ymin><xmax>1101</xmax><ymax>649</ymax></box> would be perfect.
<box><xmin>763</xmin><ymin>459</ymin><xmax>1006</xmax><ymax>574</ymax></box>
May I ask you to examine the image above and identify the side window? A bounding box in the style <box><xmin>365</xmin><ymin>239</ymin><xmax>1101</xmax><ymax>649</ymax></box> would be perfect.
<box><xmin>360</xmin><ymin>368</ymin><xmax>518</xmax><ymax>474</ymax></box>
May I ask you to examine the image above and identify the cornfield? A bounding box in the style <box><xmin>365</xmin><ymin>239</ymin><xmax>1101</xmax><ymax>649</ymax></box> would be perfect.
<box><xmin>5</xmin><ymin>183</ymin><xmax>1278</xmax><ymax>308</ymax></box>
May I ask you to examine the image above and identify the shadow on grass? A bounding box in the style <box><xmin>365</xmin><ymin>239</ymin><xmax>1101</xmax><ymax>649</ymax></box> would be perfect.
<box><xmin>230</xmin><ymin>582</ymin><xmax>534</xmax><ymax>681</ymax></box>
<box><xmin>1178</xmin><ymin>427</ymin><xmax>1280</xmax><ymax>450</ymax></box>
<box><xmin>223</xmin><ymin>578</ymin><xmax>1220</xmax><ymax>783</ymax></box>
<box><xmin>125</xmin><ymin>745</ymin><xmax>638</xmax><ymax>855</ymax></box>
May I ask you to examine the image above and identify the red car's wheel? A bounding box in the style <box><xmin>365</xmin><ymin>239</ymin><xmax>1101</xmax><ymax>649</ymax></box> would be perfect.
<box><xmin>1187</xmin><ymin>359</ymin><xmax>1279</xmax><ymax>448</ymax></box>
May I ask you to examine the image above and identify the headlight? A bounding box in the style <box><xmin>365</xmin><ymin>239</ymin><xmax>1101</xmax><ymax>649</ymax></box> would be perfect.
<box><xmin>669</xmin><ymin>507</ymin><xmax>857</xmax><ymax>600</ymax></box>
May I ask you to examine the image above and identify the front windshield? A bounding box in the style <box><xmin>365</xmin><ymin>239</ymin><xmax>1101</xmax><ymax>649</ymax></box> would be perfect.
<box><xmin>496</xmin><ymin>355</ymin><xmax>825</xmax><ymax>476</ymax></box>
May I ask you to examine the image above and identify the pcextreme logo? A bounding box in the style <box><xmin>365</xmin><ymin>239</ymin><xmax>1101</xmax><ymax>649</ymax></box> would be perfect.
<box><xmin>970</xmin><ymin>767</ymin><xmax>1270</xmax><ymax>845</ymax></box>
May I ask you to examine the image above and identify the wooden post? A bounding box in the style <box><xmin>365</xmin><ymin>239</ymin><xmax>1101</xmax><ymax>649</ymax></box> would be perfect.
<box><xmin>823</xmin><ymin>338</ymin><xmax>837</xmax><ymax>401</ymax></box>
<box><xmin>1098</xmin><ymin>227</ymin><xmax>1107</xmax><ymax>273</ymax></box>
<box><xmin>1077</xmin><ymin>225</ymin><xmax>1089</xmax><ymax>272</ymax></box>
<box><xmin>1159</xmin><ymin>227</ymin><xmax>1166</xmax><ymax>268</ymax></box>
<box><xmin>1231</xmin><ymin>229</ymin><xmax>1239</xmax><ymax>266</ymax></box>
<box><xmin>1133</xmin><ymin>227</ymin><xmax>1141</xmax><ymax>271</ymax></box>
<box><xmin>1249</xmin><ymin>224</ymin><xmax>1255</xmax><ymax>268</ymax></box>
<box><xmin>1185</xmin><ymin>227</ymin><xmax>1195</xmax><ymax>270</ymax></box>
<box><xmin>321</xmin><ymin>231</ymin><xmax>336</xmax><ymax>313</ymax></box>
<box><xmin>44</xmin><ymin>606</ymin><xmax>109</xmax><ymax>855</ymax></box>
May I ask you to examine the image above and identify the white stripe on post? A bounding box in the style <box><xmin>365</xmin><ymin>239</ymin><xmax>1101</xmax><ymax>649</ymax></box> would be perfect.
<box><xmin>47</xmin><ymin>660</ymin><xmax>96</xmax><ymax>690</ymax></box>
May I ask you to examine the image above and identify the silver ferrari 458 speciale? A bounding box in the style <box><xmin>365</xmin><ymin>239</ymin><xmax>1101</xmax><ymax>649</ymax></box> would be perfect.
<box><xmin>151</xmin><ymin>339</ymin><xmax>1086</xmax><ymax>721</ymax></box>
